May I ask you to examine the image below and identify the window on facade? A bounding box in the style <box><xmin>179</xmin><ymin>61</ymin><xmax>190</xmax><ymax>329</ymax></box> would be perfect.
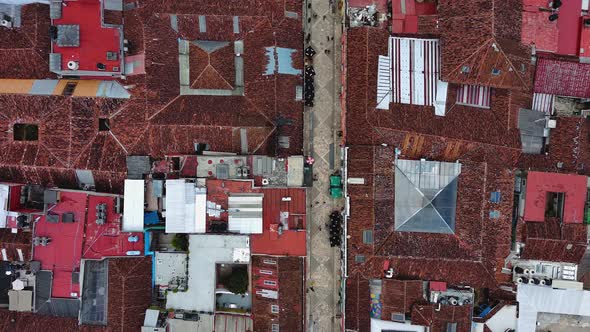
<box><xmin>490</xmin><ymin>191</ymin><xmax>501</xmax><ymax>203</ymax></box>
<box><xmin>461</xmin><ymin>65</ymin><xmax>470</xmax><ymax>73</ymax></box>
<box><xmin>13</xmin><ymin>124</ymin><xmax>38</xmax><ymax>141</ymax></box>
<box><xmin>355</xmin><ymin>255</ymin><xmax>365</xmax><ymax>263</ymax></box>
<box><xmin>271</xmin><ymin>324</ymin><xmax>280</xmax><ymax>332</ymax></box>
<box><xmin>489</xmin><ymin>210</ymin><xmax>501</xmax><ymax>219</ymax></box>
<box><xmin>263</xmin><ymin>259</ymin><xmax>277</xmax><ymax>265</ymax></box>
<box><xmin>271</xmin><ymin>304</ymin><xmax>279</xmax><ymax>313</ymax></box>
<box><xmin>264</xmin><ymin>280</ymin><xmax>277</xmax><ymax>286</ymax></box>
<box><xmin>362</xmin><ymin>230</ymin><xmax>373</xmax><ymax>244</ymax></box>
<box><xmin>491</xmin><ymin>68</ymin><xmax>501</xmax><ymax>76</ymax></box>
<box><xmin>260</xmin><ymin>269</ymin><xmax>273</xmax><ymax>275</ymax></box>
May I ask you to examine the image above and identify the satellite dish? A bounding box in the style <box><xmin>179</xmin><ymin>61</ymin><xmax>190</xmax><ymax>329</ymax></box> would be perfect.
<box><xmin>67</xmin><ymin>61</ymin><xmax>79</xmax><ymax>71</ymax></box>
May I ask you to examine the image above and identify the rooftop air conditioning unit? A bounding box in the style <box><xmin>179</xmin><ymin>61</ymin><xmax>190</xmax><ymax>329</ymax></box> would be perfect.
<box><xmin>262</xmin><ymin>178</ymin><xmax>270</xmax><ymax>186</ymax></box>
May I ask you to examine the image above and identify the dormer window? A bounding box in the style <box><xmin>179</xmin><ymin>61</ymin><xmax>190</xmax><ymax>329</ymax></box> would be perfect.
<box><xmin>492</xmin><ymin>68</ymin><xmax>501</xmax><ymax>76</ymax></box>
<box><xmin>461</xmin><ymin>65</ymin><xmax>470</xmax><ymax>73</ymax></box>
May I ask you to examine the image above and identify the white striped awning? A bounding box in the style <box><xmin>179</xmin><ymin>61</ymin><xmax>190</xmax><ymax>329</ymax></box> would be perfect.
<box><xmin>456</xmin><ymin>85</ymin><xmax>491</xmax><ymax>108</ymax></box>
<box><xmin>377</xmin><ymin>37</ymin><xmax>446</xmax><ymax>114</ymax></box>
<box><xmin>532</xmin><ymin>93</ymin><xmax>555</xmax><ymax>115</ymax></box>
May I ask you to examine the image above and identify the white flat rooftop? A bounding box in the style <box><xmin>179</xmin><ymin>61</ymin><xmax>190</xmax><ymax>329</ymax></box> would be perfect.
<box><xmin>165</xmin><ymin>235</ymin><xmax>250</xmax><ymax>312</ymax></box>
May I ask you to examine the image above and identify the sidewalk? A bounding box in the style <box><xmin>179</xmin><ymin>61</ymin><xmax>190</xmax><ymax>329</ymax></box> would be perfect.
<box><xmin>304</xmin><ymin>0</ymin><xmax>344</xmax><ymax>331</ymax></box>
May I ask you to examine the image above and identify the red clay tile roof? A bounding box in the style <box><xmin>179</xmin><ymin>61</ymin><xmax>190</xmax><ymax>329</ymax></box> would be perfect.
<box><xmin>0</xmin><ymin>5</ymin><xmax>53</xmax><ymax>80</ymax></box>
<box><xmin>188</xmin><ymin>43</ymin><xmax>235</xmax><ymax>90</ymax></box>
<box><xmin>107</xmin><ymin>257</ymin><xmax>153</xmax><ymax>332</ymax></box>
<box><xmin>438</xmin><ymin>0</ymin><xmax>533</xmax><ymax>90</ymax></box>
<box><xmin>191</xmin><ymin>65</ymin><xmax>233</xmax><ymax>90</ymax></box>
<box><xmin>345</xmin><ymin>28</ymin><xmax>526</xmax><ymax>158</ymax></box>
<box><xmin>520</xmin><ymin>218</ymin><xmax>588</xmax><ymax>264</ymax></box>
<box><xmin>345</xmin><ymin>273</ymin><xmax>371</xmax><ymax>332</ymax></box>
<box><xmin>534</xmin><ymin>58</ymin><xmax>590</xmax><ymax>98</ymax></box>
<box><xmin>0</xmin><ymin>0</ymin><xmax>303</xmax><ymax>192</ymax></box>
<box><xmin>188</xmin><ymin>44</ymin><xmax>210</xmax><ymax>85</ymax></box>
<box><xmin>518</xmin><ymin>117</ymin><xmax>590</xmax><ymax>175</ymax></box>
<box><xmin>0</xmin><ymin>310</ymin><xmax>104</xmax><ymax>332</ymax></box>
<box><xmin>521</xmin><ymin>238</ymin><xmax>587</xmax><ymax>264</ymax></box>
<box><xmin>345</xmin><ymin>144</ymin><xmax>514</xmax><ymax>287</ymax></box>
<box><xmin>251</xmin><ymin>255</ymin><xmax>305</xmax><ymax>332</ymax></box>
<box><xmin>381</xmin><ymin>280</ymin><xmax>426</xmax><ymax>319</ymax></box>
<box><xmin>0</xmin><ymin>229</ymin><xmax>31</xmax><ymax>262</ymax></box>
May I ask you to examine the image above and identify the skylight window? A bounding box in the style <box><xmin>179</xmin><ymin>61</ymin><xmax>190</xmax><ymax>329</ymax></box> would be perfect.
<box><xmin>13</xmin><ymin>124</ymin><xmax>38</xmax><ymax>141</ymax></box>
<box><xmin>98</xmin><ymin>118</ymin><xmax>110</xmax><ymax>131</ymax></box>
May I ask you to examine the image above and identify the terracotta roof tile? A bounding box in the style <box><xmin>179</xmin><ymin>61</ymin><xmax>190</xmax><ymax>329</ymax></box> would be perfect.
<box><xmin>210</xmin><ymin>44</ymin><xmax>236</xmax><ymax>88</ymax></box>
<box><xmin>521</xmin><ymin>218</ymin><xmax>588</xmax><ymax>264</ymax></box>
<box><xmin>188</xmin><ymin>43</ymin><xmax>211</xmax><ymax>86</ymax></box>
<box><xmin>0</xmin><ymin>229</ymin><xmax>31</xmax><ymax>262</ymax></box>
<box><xmin>107</xmin><ymin>257</ymin><xmax>153</xmax><ymax>331</ymax></box>
<box><xmin>534</xmin><ymin>57</ymin><xmax>590</xmax><ymax>98</ymax></box>
<box><xmin>345</xmin><ymin>273</ymin><xmax>371</xmax><ymax>332</ymax></box>
<box><xmin>251</xmin><ymin>255</ymin><xmax>305</xmax><ymax>332</ymax></box>
<box><xmin>438</xmin><ymin>0</ymin><xmax>533</xmax><ymax>89</ymax></box>
<box><xmin>381</xmin><ymin>280</ymin><xmax>426</xmax><ymax>319</ymax></box>
<box><xmin>0</xmin><ymin>0</ymin><xmax>304</xmax><ymax>189</ymax></box>
<box><xmin>191</xmin><ymin>65</ymin><xmax>233</xmax><ymax>90</ymax></box>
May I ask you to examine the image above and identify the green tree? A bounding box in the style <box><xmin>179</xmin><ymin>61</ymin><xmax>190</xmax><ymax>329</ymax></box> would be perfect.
<box><xmin>222</xmin><ymin>266</ymin><xmax>249</xmax><ymax>295</ymax></box>
<box><xmin>171</xmin><ymin>234</ymin><xmax>189</xmax><ymax>251</ymax></box>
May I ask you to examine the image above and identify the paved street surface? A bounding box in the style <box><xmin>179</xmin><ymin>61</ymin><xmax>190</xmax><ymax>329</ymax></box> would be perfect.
<box><xmin>304</xmin><ymin>1</ymin><xmax>344</xmax><ymax>331</ymax></box>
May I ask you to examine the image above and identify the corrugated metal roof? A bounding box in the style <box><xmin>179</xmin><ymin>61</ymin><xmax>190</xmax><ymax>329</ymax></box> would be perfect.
<box><xmin>228</xmin><ymin>194</ymin><xmax>263</xmax><ymax>234</ymax></box>
<box><xmin>122</xmin><ymin>179</ymin><xmax>144</xmax><ymax>232</ymax></box>
<box><xmin>391</xmin><ymin>37</ymin><xmax>441</xmax><ymax>106</ymax></box>
<box><xmin>534</xmin><ymin>58</ymin><xmax>590</xmax><ymax>98</ymax></box>
<box><xmin>165</xmin><ymin>179</ymin><xmax>207</xmax><ymax>233</ymax></box>
<box><xmin>377</xmin><ymin>37</ymin><xmax>446</xmax><ymax>113</ymax></box>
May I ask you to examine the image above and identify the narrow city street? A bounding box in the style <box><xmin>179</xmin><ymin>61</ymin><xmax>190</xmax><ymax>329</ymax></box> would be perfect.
<box><xmin>304</xmin><ymin>0</ymin><xmax>344</xmax><ymax>331</ymax></box>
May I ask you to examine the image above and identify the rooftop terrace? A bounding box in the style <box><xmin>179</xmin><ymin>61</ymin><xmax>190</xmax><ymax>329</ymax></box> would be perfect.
<box><xmin>50</xmin><ymin>0</ymin><xmax>123</xmax><ymax>77</ymax></box>
<box><xmin>33</xmin><ymin>190</ymin><xmax>143</xmax><ymax>298</ymax></box>
<box><xmin>521</xmin><ymin>0</ymin><xmax>590</xmax><ymax>57</ymax></box>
